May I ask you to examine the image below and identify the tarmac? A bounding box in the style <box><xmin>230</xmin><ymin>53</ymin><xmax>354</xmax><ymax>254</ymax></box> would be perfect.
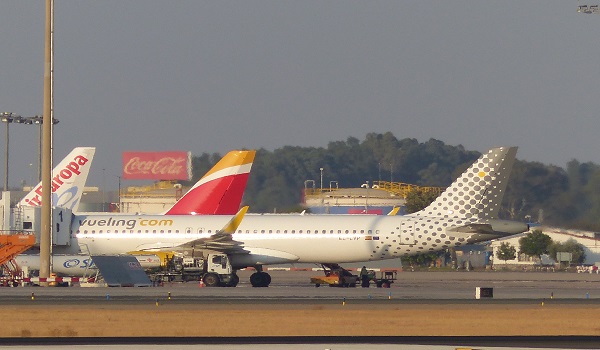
<box><xmin>2</xmin><ymin>270</ymin><xmax>600</xmax><ymax>302</ymax></box>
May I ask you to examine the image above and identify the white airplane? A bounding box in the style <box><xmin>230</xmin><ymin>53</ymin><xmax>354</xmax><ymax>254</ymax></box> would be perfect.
<box><xmin>16</xmin><ymin>149</ymin><xmax>256</xmax><ymax>276</ymax></box>
<box><xmin>19</xmin><ymin>147</ymin><xmax>96</xmax><ymax>211</ymax></box>
<box><xmin>64</xmin><ymin>146</ymin><xmax>528</xmax><ymax>287</ymax></box>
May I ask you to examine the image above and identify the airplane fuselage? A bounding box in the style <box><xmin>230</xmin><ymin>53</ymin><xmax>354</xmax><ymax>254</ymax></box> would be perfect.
<box><xmin>68</xmin><ymin>213</ymin><xmax>525</xmax><ymax>268</ymax></box>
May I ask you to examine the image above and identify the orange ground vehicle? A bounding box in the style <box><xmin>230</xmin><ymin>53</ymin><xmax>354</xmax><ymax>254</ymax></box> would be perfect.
<box><xmin>310</xmin><ymin>264</ymin><xmax>358</xmax><ymax>287</ymax></box>
<box><xmin>0</xmin><ymin>233</ymin><xmax>35</xmax><ymax>287</ymax></box>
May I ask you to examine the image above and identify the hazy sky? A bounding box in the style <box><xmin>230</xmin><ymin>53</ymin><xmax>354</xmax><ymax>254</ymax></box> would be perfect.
<box><xmin>1</xmin><ymin>1</ymin><xmax>599</xmax><ymax>190</ymax></box>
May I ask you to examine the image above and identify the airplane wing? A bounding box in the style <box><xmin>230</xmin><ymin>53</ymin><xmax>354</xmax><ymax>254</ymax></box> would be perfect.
<box><xmin>175</xmin><ymin>206</ymin><xmax>249</xmax><ymax>253</ymax></box>
<box><xmin>172</xmin><ymin>206</ymin><xmax>299</xmax><ymax>265</ymax></box>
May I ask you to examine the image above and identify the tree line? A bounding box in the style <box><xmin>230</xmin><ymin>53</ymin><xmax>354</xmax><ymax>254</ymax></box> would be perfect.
<box><xmin>186</xmin><ymin>132</ymin><xmax>600</xmax><ymax>231</ymax></box>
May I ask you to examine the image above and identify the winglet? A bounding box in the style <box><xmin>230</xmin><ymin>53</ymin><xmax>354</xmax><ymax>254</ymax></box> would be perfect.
<box><xmin>19</xmin><ymin>147</ymin><xmax>96</xmax><ymax>211</ymax></box>
<box><xmin>165</xmin><ymin>150</ymin><xmax>256</xmax><ymax>215</ymax></box>
<box><xmin>219</xmin><ymin>206</ymin><xmax>249</xmax><ymax>235</ymax></box>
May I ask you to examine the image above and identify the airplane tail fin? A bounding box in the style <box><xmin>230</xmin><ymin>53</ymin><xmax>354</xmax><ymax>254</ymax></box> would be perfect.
<box><xmin>164</xmin><ymin>150</ymin><xmax>256</xmax><ymax>215</ymax></box>
<box><xmin>19</xmin><ymin>147</ymin><xmax>96</xmax><ymax>211</ymax></box>
<box><xmin>412</xmin><ymin>147</ymin><xmax>517</xmax><ymax>220</ymax></box>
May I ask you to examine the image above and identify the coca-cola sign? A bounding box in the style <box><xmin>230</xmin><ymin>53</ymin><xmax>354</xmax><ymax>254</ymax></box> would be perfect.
<box><xmin>122</xmin><ymin>151</ymin><xmax>192</xmax><ymax>180</ymax></box>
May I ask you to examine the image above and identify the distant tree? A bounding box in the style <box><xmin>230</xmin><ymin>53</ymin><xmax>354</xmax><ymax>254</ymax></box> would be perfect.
<box><xmin>548</xmin><ymin>239</ymin><xmax>586</xmax><ymax>266</ymax></box>
<box><xmin>401</xmin><ymin>252</ymin><xmax>444</xmax><ymax>268</ymax></box>
<box><xmin>496</xmin><ymin>242</ymin><xmax>517</xmax><ymax>265</ymax></box>
<box><xmin>404</xmin><ymin>188</ymin><xmax>439</xmax><ymax>214</ymax></box>
<box><xmin>518</xmin><ymin>230</ymin><xmax>552</xmax><ymax>262</ymax></box>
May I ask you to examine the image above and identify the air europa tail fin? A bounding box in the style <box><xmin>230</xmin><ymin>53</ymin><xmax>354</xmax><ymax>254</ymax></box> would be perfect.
<box><xmin>412</xmin><ymin>147</ymin><xmax>517</xmax><ymax>220</ymax></box>
<box><xmin>19</xmin><ymin>147</ymin><xmax>96</xmax><ymax>211</ymax></box>
<box><xmin>165</xmin><ymin>150</ymin><xmax>256</xmax><ymax>215</ymax></box>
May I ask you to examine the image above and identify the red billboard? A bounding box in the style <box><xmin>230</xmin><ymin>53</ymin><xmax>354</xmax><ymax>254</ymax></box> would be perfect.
<box><xmin>122</xmin><ymin>151</ymin><xmax>192</xmax><ymax>180</ymax></box>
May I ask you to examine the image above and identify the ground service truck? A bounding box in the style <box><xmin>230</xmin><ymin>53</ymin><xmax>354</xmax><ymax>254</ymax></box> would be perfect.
<box><xmin>150</xmin><ymin>253</ymin><xmax>238</xmax><ymax>287</ymax></box>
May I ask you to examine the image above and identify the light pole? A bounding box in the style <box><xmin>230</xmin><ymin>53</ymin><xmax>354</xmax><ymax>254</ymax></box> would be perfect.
<box><xmin>115</xmin><ymin>175</ymin><xmax>121</xmax><ymax>213</ymax></box>
<box><xmin>0</xmin><ymin>114</ymin><xmax>58</xmax><ymax>191</ymax></box>
<box><xmin>1</xmin><ymin>112</ymin><xmax>24</xmax><ymax>191</ymax></box>
<box><xmin>319</xmin><ymin>168</ymin><xmax>324</xmax><ymax>192</ymax></box>
<box><xmin>29</xmin><ymin>163</ymin><xmax>34</xmax><ymax>187</ymax></box>
<box><xmin>365</xmin><ymin>181</ymin><xmax>369</xmax><ymax>212</ymax></box>
<box><xmin>1</xmin><ymin>112</ymin><xmax>14</xmax><ymax>191</ymax></box>
<box><xmin>102</xmin><ymin>168</ymin><xmax>106</xmax><ymax>212</ymax></box>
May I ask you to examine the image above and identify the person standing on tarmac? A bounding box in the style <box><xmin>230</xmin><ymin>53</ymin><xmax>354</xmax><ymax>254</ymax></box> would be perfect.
<box><xmin>360</xmin><ymin>266</ymin><xmax>370</xmax><ymax>288</ymax></box>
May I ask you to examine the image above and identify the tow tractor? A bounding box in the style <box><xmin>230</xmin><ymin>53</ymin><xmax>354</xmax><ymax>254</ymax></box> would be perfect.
<box><xmin>310</xmin><ymin>263</ymin><xmax>359</xmax><ymax>287</ymax></box>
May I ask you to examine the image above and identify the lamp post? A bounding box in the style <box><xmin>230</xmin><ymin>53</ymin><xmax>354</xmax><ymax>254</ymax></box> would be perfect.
<box><xmin>361</xmin><ymin>181</ymin><xmax>370</xmax><ymax>213</ymax></box>
<box><xmin>1</xmin><ymin>112</ymin><xmax>24</xmax><ymax>191</ymax></box>
<box><xmin>365</xmin><ymin>181</ymin><xmax>369</xmax><ymax>212</ymax></box>
<box><xmin>1</xmin><ymin>112</ymin><xmax>14</xmax><ymax>191</ymax></box>
<box><xmin>320</xmin><ymin>168</ymin><xmax>323</xmax><ymax>192</ymax></box>
<box><xmin>0</xmin><ymin>114</ymin><xmax>58</xmax><ymax>191</ymax></box>
<box><xmin>102</xmin><ymin>168</ymin><xmax>106</xmax><ymax>212</ymax></box>
<box><xmin>115</xmin><ymin>175</ymin><xmax>121</xmax><ymax>213</ymax></box>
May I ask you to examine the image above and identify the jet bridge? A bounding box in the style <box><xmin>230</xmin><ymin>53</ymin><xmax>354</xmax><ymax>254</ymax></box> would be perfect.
<box><xmin>13</xmin><ymin>206</ymin><xmax>73</xmax><ymax>246</ymax></box>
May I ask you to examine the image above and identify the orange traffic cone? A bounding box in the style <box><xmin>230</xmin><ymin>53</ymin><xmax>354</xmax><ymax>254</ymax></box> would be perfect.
<box><xmin>199</xmin><ymin>280</ymin><xmax>204</xmax><ymax>288</ymax></box>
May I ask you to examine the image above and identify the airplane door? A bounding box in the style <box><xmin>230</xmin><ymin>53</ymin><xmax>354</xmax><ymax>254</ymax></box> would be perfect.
<box><xmin>53</xmin><ymin>207</ymin><xmax>73</xmax><ymax>246</ymax></box>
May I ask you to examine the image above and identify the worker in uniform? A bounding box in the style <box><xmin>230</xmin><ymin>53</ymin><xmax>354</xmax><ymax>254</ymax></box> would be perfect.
<box><xmin>360</xmin><ymin>266</ymin><xmax>370</xmax><ymax>288</ymax></box>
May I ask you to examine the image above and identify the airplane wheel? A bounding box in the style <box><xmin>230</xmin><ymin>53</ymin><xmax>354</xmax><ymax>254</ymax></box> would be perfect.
<box><xmin>250</xmin><ymin>272</ymin><xmax>271</xmax><ymax>287</ymax></box>
<box><xmin>203</xmin><ymin>273</ymin><xmax>220</xmax><ymax>287</ymax></box>
<box><xmin>227</xmin><ymin>274</ymin><xmax>240</xmax><ymax>287</ymax></box>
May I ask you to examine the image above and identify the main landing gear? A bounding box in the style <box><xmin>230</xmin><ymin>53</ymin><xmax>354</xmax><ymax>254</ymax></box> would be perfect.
<box><xmin>249</xmin><ymin>265</ymin><xmax>271</xmax><ymax>287</ymax></box>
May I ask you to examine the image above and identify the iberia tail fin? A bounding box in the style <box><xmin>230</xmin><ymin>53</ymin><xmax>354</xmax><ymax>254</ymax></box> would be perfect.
<box><xmin>19</xmin><ymin>147</ymin><xmax>96</xmax><ymax>211</ymax></box>
<box><xmin>412</xmin><ymin>147</ymin><xmax>517</xmax><ymax>220</ymax></box>
<box><xmin>165</xmin><ymin>150</ymin><xmax>256</xmax><ymax>215</ymax></box>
